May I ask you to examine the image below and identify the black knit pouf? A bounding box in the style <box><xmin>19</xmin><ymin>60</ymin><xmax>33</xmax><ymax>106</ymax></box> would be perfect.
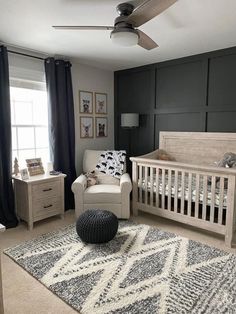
<box><xmin>76</xmin><ymin>209</ymin><xmax>118</xmax><ymax>244</ymax></box>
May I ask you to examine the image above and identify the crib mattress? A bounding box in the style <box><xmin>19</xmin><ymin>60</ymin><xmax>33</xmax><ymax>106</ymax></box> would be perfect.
<box><xmin>139</xmin><ymin>173</ymin><xmax>227</xmax><ymax>208</ymax></box>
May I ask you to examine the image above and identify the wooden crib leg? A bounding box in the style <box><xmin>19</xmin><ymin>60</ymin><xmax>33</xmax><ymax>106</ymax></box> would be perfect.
<box><xmin>225</xmin><ymin>177</ymin><xmax>236</xmax><ymax>248</ymax></box>
<box><xmin>225</xmin><ymin>213</ymin><xmax>236</xmax><ymax>247</ymax></box>
<box><xmin>225</xmin><ymin>232</ymin><xmax>233</xmax><ymax>248</ymax></box>
<box><xmin>132</xmin><ymin>201</ymin><xmax>138</xmax><ymax>216</ymax></box>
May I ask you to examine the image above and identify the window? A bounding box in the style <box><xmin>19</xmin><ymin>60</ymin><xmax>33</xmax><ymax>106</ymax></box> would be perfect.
<box><xmin>10</xmin><ymin>84</ymin><xmax>50</xmax><ymax>168</ymax></box>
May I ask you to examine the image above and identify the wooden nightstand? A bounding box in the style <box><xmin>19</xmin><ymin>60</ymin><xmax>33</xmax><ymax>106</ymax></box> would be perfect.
<box><xmin>13</xmin><ymin>174</ymin><xmax>66</xmax><ymax>230</ymax></box>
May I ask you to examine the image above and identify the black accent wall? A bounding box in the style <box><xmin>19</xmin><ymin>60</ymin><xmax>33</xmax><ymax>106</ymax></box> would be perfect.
<box><xmin>114</xmin><ymin>46</ymin><xmax>236</xmax><ymax>159</ymax></box>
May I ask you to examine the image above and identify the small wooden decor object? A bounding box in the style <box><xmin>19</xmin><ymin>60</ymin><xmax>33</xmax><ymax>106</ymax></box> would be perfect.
<box><xmin>26</xmin><ymin>158</ymin><xmax>45</xmax><ymax>176</ymax></box>
<box><xmin>13</xmin><ymin>157</ymin><xmax>19</xmax><ymax>176</ymax></box>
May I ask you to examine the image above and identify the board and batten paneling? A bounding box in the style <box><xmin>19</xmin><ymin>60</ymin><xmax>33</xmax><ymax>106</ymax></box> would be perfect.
<box><xmin>155</xmin><ymin>112</ymin><xmax>204</xmax><ymax>148</ymax></box>
<box><xmin>117</xmin><ymin>68</ymin><xmax>155</xmax><ymax>112</ymax></box>
<box><xmin>208</xmin><ymin>54</ymin><xmax>236</xmax><ymax>107</ymax></box>
<box><xmin>115</xmin><ymin>67</ymin><xmax>155</xmax><ymax>156</ymax></box>
<box><xmin>207</xmin><ymin>111</ymin><xmax>236</xmax><ymax>132</ymax></box>
<box><xmin>156</xmin><ymin>60</ymin><xmax>207</xmax><ymax>109</ymax></box>
<box><xmin>114</xmin><ymin>46</ymin><xmax>236</xmax><ymax>159</ymax></box>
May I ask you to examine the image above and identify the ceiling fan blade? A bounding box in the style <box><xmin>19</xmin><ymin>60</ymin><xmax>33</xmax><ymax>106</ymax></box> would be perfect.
<box><xmin>137</xmin><ymin>30</ymin><xmax>158</xmax><ymax>50</ymax></box>
<box><xmin>127</xmin><ymin>0</ymin><xmax>178</xmax><ymax>27</ymax></box>
<box><xmin>52</xmin><ymin>26</ymin><xmax>114</xmax><ymax>30</ymax></box>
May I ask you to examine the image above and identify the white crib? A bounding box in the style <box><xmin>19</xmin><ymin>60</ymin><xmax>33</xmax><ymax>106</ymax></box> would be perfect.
<box><xmin>130</xmin><ymin>132</ymin><xmax>236</xmax><ymax>247</ymax></box>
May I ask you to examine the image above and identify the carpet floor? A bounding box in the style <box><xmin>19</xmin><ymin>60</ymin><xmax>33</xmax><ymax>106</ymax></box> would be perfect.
<box><xmin>4</xmin><ymin>220</ymin><xmax>236</xmax><ymax>313</ymax></box>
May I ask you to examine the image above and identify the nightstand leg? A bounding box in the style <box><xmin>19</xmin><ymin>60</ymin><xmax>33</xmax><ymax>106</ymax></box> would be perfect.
<box><xmin>28</xmin><ymin>222</ymin><xmax>33</xmax><ymax>231</ymax></box>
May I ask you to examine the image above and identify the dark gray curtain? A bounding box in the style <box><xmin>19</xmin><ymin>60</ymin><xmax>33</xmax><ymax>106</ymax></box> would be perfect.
<box><xmin>0</xmin><ymin>45</ymin><xmax>18</xmax><ymax>228</ymax></box>
<box><xmin>44</xmin><ymin>58</ymin><xmax>77</xmax><ymax>210</ymax></box>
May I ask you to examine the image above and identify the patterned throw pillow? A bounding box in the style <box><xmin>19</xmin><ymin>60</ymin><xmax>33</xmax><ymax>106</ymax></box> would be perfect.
<box><xmin>96</xmin><ymin>150</ymin><xmax>126</xmax><ymax>179</ymax></box>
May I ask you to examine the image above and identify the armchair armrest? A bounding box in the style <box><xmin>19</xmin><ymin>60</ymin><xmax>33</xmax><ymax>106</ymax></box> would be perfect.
<box><xmin>120</xmin><ymin>173</ymin><xmax>132</xmax><ymax>193</ymax></box>
<box><xmin>72</xmin><ymin>174</ymin><xmax>87</xmax><ymax>218</ymax></box>
<box><xmin>71</xmin><ymin>174</ymin><xmax>87</xmax><ymax>194</ymax></box>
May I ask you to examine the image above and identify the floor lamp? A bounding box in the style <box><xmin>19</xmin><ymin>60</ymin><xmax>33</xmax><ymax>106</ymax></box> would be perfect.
<box><xmin>121</xmin><ymin>113</ymin><xmax>139</xmax><ymax>156</ymax></box>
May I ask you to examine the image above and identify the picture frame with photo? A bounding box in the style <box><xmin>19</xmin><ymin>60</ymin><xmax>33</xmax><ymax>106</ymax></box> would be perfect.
<box><xmin>80</xmin><ymin>116</ymin><xmax>94</xmax><ymax>138</ymax></box>
<box><xmin>20</xmin><ymin>168</ymin><xmax>29</xmax><ymax>180</ymax></box>
<box><xmin>26</xmin><ymin>158</ymin><xmax>45</xmax><ymax>176</ymax></box>
<box><xmin>96</xmin><ymin>117</ymin><xmax>108</xmax><ymax>138</ymax></box>
<box><xmin>95</xmin><ymin>92</ymin><xmax>107</xmax><ymax>114</ymax></box>
<box><xmin>79</xmin><ymin>90</ymin><xmax>93</xmax><ymax>114</ymax></box>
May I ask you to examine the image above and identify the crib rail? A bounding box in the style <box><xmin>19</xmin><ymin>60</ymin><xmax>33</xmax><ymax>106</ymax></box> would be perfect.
<box><xmin>131</xmin><ymin>158</ymin><xmax>236</xmax><ymax>247</ymax></box>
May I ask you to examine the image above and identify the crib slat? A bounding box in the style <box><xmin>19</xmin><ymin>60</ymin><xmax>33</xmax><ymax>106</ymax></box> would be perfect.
<box><xmin>156</xmin><ymin>168</ymin><xmax>159</xmax><ymax>208</ymax></box>
<box><xmin>218</xmin><ymin>177</ymin><xmax>224</xmax><ymax>225</ymax></box>
<box><xmin>162</xmin><ymin>169</ymin><xmax>165</xmax><ymax>209</ymax></box>
<box><xmin>174</xmin><ymin>170</ymin><xmax>178</xmax><ymax>212</ymax></box>
<box><xmin>150</xmin><ymin>167</ymin><xmax>154</xmax><ymax>206</ymax></box>
<box><xmin>139</xmin><ymin>165</ymin><xmax>142</xmax><ymax>203</ymax></box>
<box><xmin>168</xmin><ymin>169</ymin><xmax>172</xmax><ymax>210</ymax></box>
<box><xmin>132</xmin><ymin>161</ymin><xmax>138</xmax><ymax>216</ymax></box>
<box><xmin>202</xmin><ymin>175</ymin><xmax>208</xmax><ymax>220</ymax></box>
<box><xmin>187</xmin><ymin>173</ymin><xmax>192</xmax><ymax>216</ymax></box>
<box><xmin>144</xmin><ymin>166</ymin><xmax>148</xmax><ymax>205</ymax></box>
<box><xmin>210</xmin><ymin>176</ymin><xmax>216</xmax><ymax>223</ymax></box>
<box><xmin>181</xmin><ymin>171</ymin><xmax>185</xmax><ymax>214</ymax></box>
<box><xmin>194</xmin><ymin>174</ymin><xmax>200</xmax><ymax>218</ymax></box>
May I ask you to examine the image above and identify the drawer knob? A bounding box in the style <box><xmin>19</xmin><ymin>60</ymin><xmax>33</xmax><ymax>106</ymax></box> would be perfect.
<box><xmin>43</xmin><ymin>204</ymin><xmax>53</xmax><ymax>209</ymax></box>
<box><xmin>43</xmin><ymin>188</ymin><xmax>52</xmax><ymax>192</ymax></box>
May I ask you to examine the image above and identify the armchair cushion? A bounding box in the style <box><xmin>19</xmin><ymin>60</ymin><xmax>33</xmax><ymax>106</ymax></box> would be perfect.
<box><xmin>84</xmin><ymin>184</ymin><xmax>121</xmax><ymax>203</ymax></box>
<box><xmin>94</xmin><ymin>170</ymin><xmax>120</xmax><ymax>185</ymax></box>
<box><xmin>83</xmin><ymin>150</ymin><xmax>103</xmax><ymax>172</ymax></box>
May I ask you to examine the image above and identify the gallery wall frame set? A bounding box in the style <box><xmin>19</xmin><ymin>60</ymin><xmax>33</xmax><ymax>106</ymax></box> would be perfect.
<box><xmin>79</xmin><ymin>90</ymin><xmax>108</xmax><ymax>139</ymax></box>
<box><xmin>79</xmin><ymin>90</ymin><xmax>107</xmax><ymax>114</ymax></box>
<box><xmin>80</xmin><ymin>116</ymin><xmax>108</xmax><ymax>138</ymax></box>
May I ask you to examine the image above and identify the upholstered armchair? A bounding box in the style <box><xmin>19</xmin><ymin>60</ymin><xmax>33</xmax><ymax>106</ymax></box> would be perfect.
<box><xmin>72</xmin><ymin>150</ymin><xmax>132</xmax><ymax>219</ymax></box>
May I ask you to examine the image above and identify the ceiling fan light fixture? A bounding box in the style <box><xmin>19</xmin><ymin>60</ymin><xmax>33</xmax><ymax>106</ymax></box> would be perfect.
<box><xmin>110</xmin><ymin>28</ymin><xmax>139</xmax><ymax>47</ymax></box>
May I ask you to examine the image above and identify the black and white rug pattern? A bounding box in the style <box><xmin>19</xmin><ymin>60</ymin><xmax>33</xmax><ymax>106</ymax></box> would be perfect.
<box><xmin>4</xmin><ymin>222</ymin><xmax>236</xmax><ymax>313</ymax></box>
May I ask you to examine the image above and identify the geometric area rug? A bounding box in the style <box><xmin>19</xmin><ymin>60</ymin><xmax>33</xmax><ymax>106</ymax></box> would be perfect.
<box><xmin>4</xmin><ymin>221</ymin><xmax>236</xmax><ymax>313</ymax></box>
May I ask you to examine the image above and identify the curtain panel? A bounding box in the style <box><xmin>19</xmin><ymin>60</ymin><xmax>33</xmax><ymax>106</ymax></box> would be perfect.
<box><xmin>0</xmin><ymin>45</ymin><xmax>18</xmax><ymax>227</ymax></box>
<box><xmin>45</xmin><ymin>58</ymin><xmax>77</xmax><ymax>210</ymax></box>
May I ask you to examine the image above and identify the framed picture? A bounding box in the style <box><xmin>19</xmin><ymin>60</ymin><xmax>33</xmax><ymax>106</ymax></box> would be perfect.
<box><xmin>80</xmin><ymin>116</ymin><xmax>94</xmax><ymax>138</ymax></box>
<box><xmin>20</xmin><ymin>168</ymin><xmax>29</xmax><ymax>180</ymax></box>
<box><xmin>96</xmin><ymin>117</ymin><xmax>108</xmax><ymax>138</ymax></box>
<box><xmin>26</xmin><ymin>158</ymin><xmax>45</xmax><ymax>176</ymax></box>
<box><xmin>79</xmin><ymin>90</ymin><xmax>93</xmax><ymax>114</ymax></box>
<box><xmin>95</xmin><ymin>92</ymin><xmax>107</xmax><ymax>114</ymax></box>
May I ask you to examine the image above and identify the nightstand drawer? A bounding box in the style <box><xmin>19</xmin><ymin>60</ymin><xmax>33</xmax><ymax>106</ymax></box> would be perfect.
<box><xmin>33</xmin><ymin>197</ymin><xmax>61</xmax><ymax>219</ymax></box>
<box><xmin>32</xmin><ymin>180</ymin><xmax>60</xmax><ymax>200</ymax></box>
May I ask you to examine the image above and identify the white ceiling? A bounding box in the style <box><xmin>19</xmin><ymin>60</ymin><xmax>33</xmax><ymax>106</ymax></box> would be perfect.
<box><xmin>1</xmin><ymin>0</ymin><xmax>236</xmax><ymax>71</ymax></box>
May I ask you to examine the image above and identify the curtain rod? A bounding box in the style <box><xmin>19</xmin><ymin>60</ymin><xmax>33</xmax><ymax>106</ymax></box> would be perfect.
<box><xmin>8</xmin><ymin>49</ymin><xmax>45</xmax><ymax>61</ymax></box>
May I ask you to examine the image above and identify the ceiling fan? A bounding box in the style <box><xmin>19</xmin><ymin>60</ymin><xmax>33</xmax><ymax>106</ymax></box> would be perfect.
<box><xmin>53</xmin><ymin>0</ymin><xmax>177</xmax><ymax>50</ymax></box>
